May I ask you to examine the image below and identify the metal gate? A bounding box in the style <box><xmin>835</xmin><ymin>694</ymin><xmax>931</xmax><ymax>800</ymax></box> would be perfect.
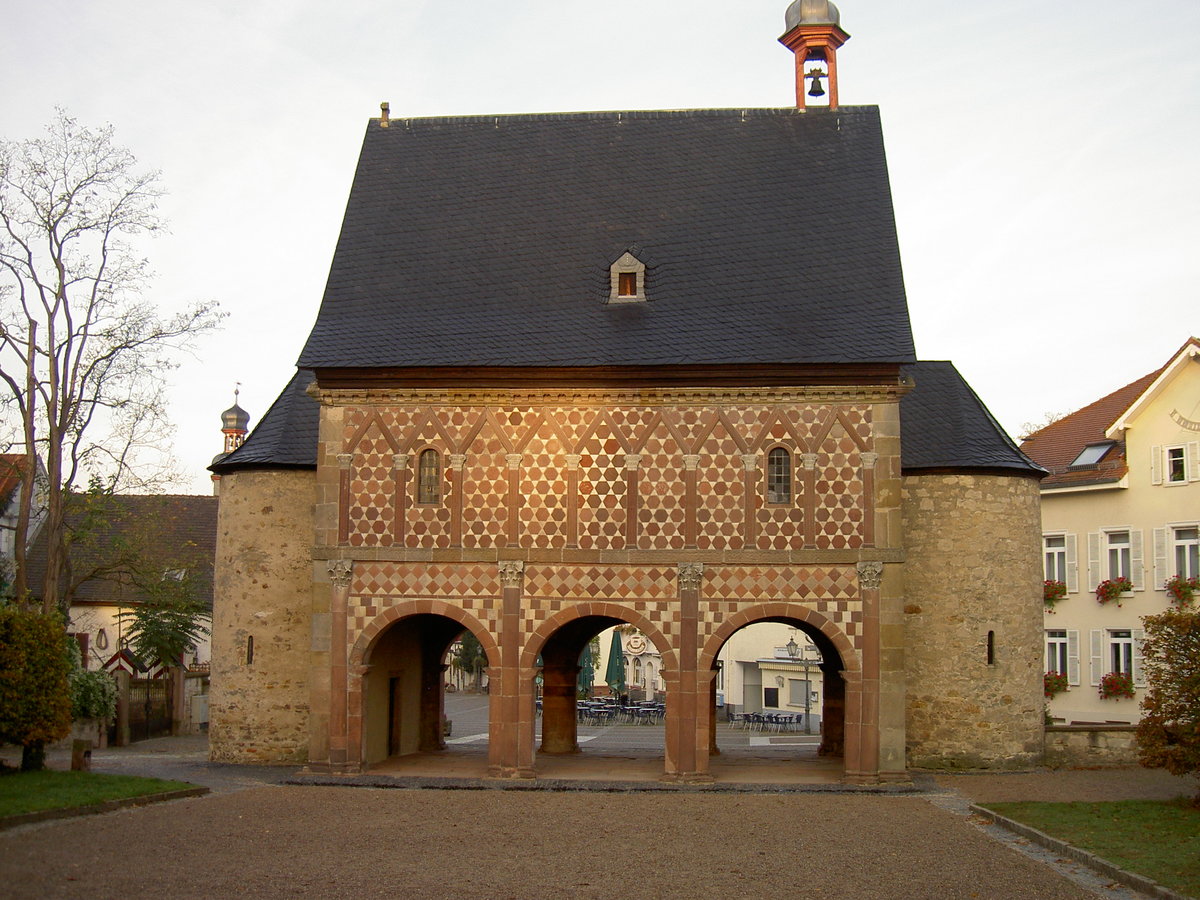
<box><xmin>127</xmin><ymin>677</ymin><xmax>171</xmax><ymax>742</ymax></box>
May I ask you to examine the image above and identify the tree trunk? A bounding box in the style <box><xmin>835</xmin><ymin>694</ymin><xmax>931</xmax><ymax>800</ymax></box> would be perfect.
<box><xmin>21</xmin><ymin>741</ymin><xmax>46</xmax><ymax>772</ymax></box>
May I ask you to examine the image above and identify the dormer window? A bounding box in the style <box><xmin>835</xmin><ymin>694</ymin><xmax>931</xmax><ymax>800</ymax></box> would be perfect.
<box><xmin>1068</xmin><ymin>441</ymin><xmax>1115</xmax><ymax>469</ymax></box>
<box><xmin>609</xmin><ymin>251</ymin><xmax>646</xmax><ymax>303</ymax></box>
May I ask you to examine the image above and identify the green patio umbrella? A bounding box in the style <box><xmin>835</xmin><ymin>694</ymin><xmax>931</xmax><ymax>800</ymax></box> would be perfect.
<box><xmin>604</xmin><ymin>629</ymin><xmax>626</xmax><ymax>699</ymax></box>
<box><xmin>577</xmin><ymin>643</ymin><xmax>593</xmax><ymax>698</ymax></box>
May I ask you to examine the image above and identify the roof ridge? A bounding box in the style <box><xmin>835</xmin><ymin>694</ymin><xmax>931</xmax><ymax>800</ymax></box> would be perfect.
<box><xmin>375</xmin><ymin>106</ymin><xmax>881</xmax><ymax>128</ymax></box>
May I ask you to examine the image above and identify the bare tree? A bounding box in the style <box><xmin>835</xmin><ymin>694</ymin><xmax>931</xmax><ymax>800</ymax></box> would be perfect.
<box><xmin>0</xmin><ymin>110</ymin><xmax>222</xmax><ymax>614</ymax></box>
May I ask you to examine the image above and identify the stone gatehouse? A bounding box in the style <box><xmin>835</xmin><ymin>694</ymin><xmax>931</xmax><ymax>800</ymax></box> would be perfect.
<box><xmin>209</xmin><ymin>2</ymin><xmax>1046</xmax><ymax>781</ymax></box>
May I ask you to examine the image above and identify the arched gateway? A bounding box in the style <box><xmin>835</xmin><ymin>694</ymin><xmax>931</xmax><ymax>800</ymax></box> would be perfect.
<box><xmin>207</xmin><ymin>4</ymin><xmax>1046</xmax><ymax>779</ymax></box>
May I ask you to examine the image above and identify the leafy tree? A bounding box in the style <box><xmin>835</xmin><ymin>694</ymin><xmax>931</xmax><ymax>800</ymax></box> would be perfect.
<box><xmin>1136</xmin><ymin>608</ymin><xmax>1200</xmax><ymax>804</ymax></box>
<box><xmin>452</xmin><ymin>631</ymin><xmax>487</xmax><ymax>692</ymax></box>
<box><xmin>0</xmin><ymin>109</ymin><xmax>222</xmax><ymax>613</ymax></box>
<box><xmin>117</xmin><ymin>570</ymin><xmax>209</xmax><ymax>669</ymax></box>
<box><xmin>0</xmin><ymin>605</ymin><xmax>72</xmax><ymax>770</ymax></box>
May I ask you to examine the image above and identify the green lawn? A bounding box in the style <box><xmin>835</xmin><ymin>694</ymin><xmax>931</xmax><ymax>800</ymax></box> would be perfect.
<box><xmin>985</xmin><ymin>799</ymin><xmax>1200</xmax><ymax>898</ymax></box>
<box><xmin>0</xmin><ymin>769</ymin><xmax>199</xmax><ymax>818</ymax></box>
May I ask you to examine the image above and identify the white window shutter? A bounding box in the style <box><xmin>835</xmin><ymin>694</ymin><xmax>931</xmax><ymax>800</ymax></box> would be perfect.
<box><xmin>1067</xmin><ymin>630</ymin><xmax>1080</xmax><ymax>686</ymax></box>
<box><xmin>1090</xmin><ymin>629</ymin><xmax>1103</xmax><ymax>686</ymax></box>
<box><xmin>1189</xmin><ymin>442</ymin><xmax>1200</xmax><ymax>482</ymax></box>
<box><xmin>1132</xmin><ymin>628</ymin><xmax>1146</xmax><ymax>687</ymax></box>
<box><xmin>1154</xmin><ymin>527</ymin><xmax>1168</xmax><ymax>590</ymax></box>
<box><xmin>1087</xmin><ymin>532</ymin><xmax>1101</xmax><ymax>591</ymax></box>
<box><xmin>1151</xmin><ymin>445</ymin><xmax>1163</xmax><ymax>485</ymax></box>
<box><xmin>1066</xmin><ymin>534</ymin><xmax>1079</xmax><ymax>593</ymax></box>
<box><xmin>1131</xmin><ymin>529</ymin><xmax>1145</xmax><ymax>590</ymax></box>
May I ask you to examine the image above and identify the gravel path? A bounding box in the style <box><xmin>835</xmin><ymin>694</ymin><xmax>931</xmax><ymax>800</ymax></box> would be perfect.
<box><xmin>1</xmin><ymin>785</ymin><xmax>1110</xmax><ymax>900</ymax></box>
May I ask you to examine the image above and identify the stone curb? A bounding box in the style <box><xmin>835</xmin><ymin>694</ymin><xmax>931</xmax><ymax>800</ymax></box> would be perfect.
<box><xmin>970</xmin><ymin>804</ymin><xmax>1190</xmax><ymax>900</ymax></box>
<box><xmin>0</xmin><ymin>786</ymin><xmax>210</xmax><ymax>831</ymax></box>
<box><xmin>286</xmin><ymin>772</ymin><xmax>937</xmax><ymax>795</ymax></box>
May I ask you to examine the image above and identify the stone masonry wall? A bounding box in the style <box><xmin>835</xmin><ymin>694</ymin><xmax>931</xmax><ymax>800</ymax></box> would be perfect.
<box><xmin>210</xmin><ymin>470</ymin><xmax>315</xmax><ymax>763</ymax></box>
<box><xmin>902</xmin><ymin>473</ymin><xmax>1044</xmax><ymax>768</ymax></box>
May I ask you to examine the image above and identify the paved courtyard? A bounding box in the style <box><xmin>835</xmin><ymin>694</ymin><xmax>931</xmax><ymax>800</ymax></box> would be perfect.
<box><xmin>2</xmin><ymin>692</ymin><xmax>1194</xmax><ymax>899</ymax></box>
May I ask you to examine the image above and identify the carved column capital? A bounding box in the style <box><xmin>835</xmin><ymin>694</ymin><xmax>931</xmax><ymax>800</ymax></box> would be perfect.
<box><xmin>448</xmin><ymin>453</ymin><xmax>467</xmax><ymax>471</ymax></box>
<box><xmin>677</xmin><ymin>563</ymin><xmax>705</xmax><ymax>593</ymax></box>
<box><xmin>505</xmin><ymin>453</ymin><xmax>523</xmax><ymax>470</ymax></box>
<box><xmin>328</xmin><ymin>559</ymin><xmax>354</xmax><ymax>588</ymax></box>
<box><xmin>336</xmin><ymin>453</ymin><xmax>353</xmax><ymax>469</ymax></box>
<box><xmin>682</xmin><ymin>454</ymin><xmax>702</xmax><ymax>471</ymax></box>
<box><xmin>856</xmin><ymin>561</ymin><xmax>884</xmax><ymax>591</ymax></box>
<box><xmin>498</xmin><ymin>560</ymin><xmax>525</xmax><ymax>589</ymax></box>
<box><xmin>564</xmin><ymin>454</ymin><xmax>582</xmax><ymax>470</ymax></box>
<box><xmin>860</xmin><ymin>452</ymin><xmax>878</xmax><ymax>469</ymax></box>
<box><xmin>740</xmin><ymin>453</ymin><xmax>760</xmax><ymax>473</ymax></box>
<box><xmin>392</xmin><ymin>453</ymin><xmax>410</xmax><ymax>471</ymax></box>
<box><xmin>624</xmin><ymin>454</ymin><xmax>642</xmax><ymax>471</ymax></box>
<box><xmin>800</xmin><ymin>452</ymin><xmax>819</xmax><ymax>470</ymax></box>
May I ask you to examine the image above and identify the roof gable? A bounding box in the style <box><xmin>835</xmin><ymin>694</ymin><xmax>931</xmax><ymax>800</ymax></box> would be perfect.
<box><xmin>297</xmin><ymin>107</ymin><xmax>915</xmax><ymax>370</ymax></box>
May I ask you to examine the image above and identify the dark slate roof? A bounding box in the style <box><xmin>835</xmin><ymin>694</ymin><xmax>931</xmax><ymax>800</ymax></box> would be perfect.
<box><xmin>900</xmin><ymin>362</ymin><xmax>1044</xmax><ymax>476</ymax></box>
<box><xmin>211</xmin><ymin>362</ymin><xmax>1042</xmax><ymax>477</ymax></box>
<box><xmin>26</xmin><ymin>494</ymin><xmax>217</xmax><ymax>609</ymax></box>
<box><xmin>209</xmin><ymin>369</ymin><xmax>318</xmax><ymax>473</ymax></box>
<box><xmin>297</xmin><ymin>107</ymin><xmax>916</xmax><ymax>369</ymax></box>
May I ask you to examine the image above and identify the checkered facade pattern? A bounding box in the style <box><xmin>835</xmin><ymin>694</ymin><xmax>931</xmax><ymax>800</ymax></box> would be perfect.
<box><xmin>345</xmin><ymin>560</ymin><xmax>863</xmax><ymax>658</ymax></box>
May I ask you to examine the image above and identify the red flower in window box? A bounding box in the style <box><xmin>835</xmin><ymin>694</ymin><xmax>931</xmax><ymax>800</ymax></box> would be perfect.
<box><xmin>1095</xmin><ymin>577</ymin><xmax>1133</xmax><ymax>606</ymax></box>
<box><xmin>1098</xmin><ymin>671</ymin><xmax>1136</xmax><ymax>700</ymax></box>
<box><xmin>1163</xmin><ymin>575</ymin><xmax>1198</xmax><ymax>608</ymax></box>
<box><xmin>1043</xmin><ymin>580</ymin><xmax>1067</xmax><ymax>612</ymax></box>
<box><xmin>1044</xmin><ymin>671</ymin><xmax>1069</xmax><ymax>698</ymax></box>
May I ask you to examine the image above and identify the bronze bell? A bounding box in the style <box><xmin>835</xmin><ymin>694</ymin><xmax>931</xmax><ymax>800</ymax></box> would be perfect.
<box><xmin>808</xmin><ymin>72</ymin><xmax>826</xmax><ymax>98</ymax></box>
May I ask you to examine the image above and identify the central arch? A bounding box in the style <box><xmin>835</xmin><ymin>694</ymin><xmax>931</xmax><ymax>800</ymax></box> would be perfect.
<box><xmin>522</xmin><ymin>602</ymin><xmax>678</xmax><ymax>776</ymax></box>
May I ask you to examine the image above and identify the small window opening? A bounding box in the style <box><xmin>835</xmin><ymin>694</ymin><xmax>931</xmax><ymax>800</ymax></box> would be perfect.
<box><xmin>767</xmin><ymin>448</ymin><xmax>792</xmax><ymax>504</ymax></box>
<box><xmin>1166</xmin><ymin>447</ymin><xmax>1186</xmax><ymax>483</ymax></box>
<box><xmin>418</xmin><ymin>449</ymin><xmax>441</xmax><ymax>504</ymax></box>
<box><xmin>986</xmin><ymin>631</ymin><xmax>995</xmax><ymax>666</ymax></box>
<box><xmin>246</xmin><ymin>635</ymin><xmax>255</xmax><ymax>666</ymax></box>
<box><xmin>617</xmin><ymin>271</ymin><xmax>637</xmax><ymax>297</ymax></box>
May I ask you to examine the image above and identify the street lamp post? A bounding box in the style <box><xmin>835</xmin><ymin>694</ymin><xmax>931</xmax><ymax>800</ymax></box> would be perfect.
<box><xmin>785</xmin><ymin>635</ymin><xmax>813</xmax><ymax>735</ymax></box>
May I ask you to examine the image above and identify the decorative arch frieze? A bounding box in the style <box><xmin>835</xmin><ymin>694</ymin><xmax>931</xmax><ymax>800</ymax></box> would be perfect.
<box><xmin>349</xmin><ymin>599</ymin><xmax>500</xmax><ymax>669</ymax></box>
<box><xmin>697</xmin><ymin>602</ymin><xmax>860</xmax><ymax>674</ymax></box>
<box><xmin>519</xmin><ymin>601</ymin><xmax>680</xmax><ymax>676</ymax></box>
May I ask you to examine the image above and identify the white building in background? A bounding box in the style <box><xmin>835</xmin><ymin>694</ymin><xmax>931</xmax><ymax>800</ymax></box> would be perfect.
<box><xmin>1021</xmin><ymin>337</ymin><xmax>1200</xmax><ymax>724</ymax></box>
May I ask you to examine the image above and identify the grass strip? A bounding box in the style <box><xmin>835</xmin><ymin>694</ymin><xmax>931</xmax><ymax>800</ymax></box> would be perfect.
<box><xmin>0</xmin><ymin>769</ymin><xmax>199</xmax><ymax>818</ymax></box>
<box><xmin>985</xmin><ymin>799</ymin><xmax>1200</xmax><ymax>898</ymax></box>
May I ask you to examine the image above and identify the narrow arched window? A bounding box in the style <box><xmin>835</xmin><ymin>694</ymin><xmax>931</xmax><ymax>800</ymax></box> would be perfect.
<box><xmin>767</xmin><ymin>447</ymin><xmax>792</xmax><ymax>504</ymax></box>
<box><xmin>417</xmin><ymin>449</ymin><xmax>441</xmax><ymax>504</ymax></box>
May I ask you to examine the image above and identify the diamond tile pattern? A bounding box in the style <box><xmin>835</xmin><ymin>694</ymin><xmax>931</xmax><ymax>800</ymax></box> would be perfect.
<box><xmin>339</xmin><ymin>402</ymin><xmax>877</xmax><ymax>552</ymax></box>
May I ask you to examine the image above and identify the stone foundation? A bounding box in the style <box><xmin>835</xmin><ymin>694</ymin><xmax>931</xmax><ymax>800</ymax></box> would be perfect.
<box><xmin>1044</xmin><ymin>725</ymin><xmax>1140</xmax><ymax>768</ymax></box>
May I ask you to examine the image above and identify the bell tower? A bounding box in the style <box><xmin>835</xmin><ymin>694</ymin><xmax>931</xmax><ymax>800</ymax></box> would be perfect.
<box><xmin>779</xmin><ymin>0</ymin><xmax>850</xmax><ymax>110</ymax></box>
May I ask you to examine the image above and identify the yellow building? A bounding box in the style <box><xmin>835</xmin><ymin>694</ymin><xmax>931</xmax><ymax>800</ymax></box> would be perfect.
<box><xmin>1021</xmin><ymin>337</ymin><xmax>1200</xmax><ymax>724</ymax></box>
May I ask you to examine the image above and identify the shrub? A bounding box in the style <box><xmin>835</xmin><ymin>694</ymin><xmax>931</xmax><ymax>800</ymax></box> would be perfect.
<box><xmin>1136</xmin><ymin>608</ymin><xmax>1200</xmax><ymax>802</ymax></box>
<box><xmin>0</xmin><ymin>606</ymin><xmax>72</xmax><ymax>769</ymax></box>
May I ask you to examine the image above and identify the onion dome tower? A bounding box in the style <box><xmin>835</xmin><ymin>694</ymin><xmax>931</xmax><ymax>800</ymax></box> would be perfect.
<box><xmin>210</xmin><ymin>388</ymin><xmax>250</xmax><ymax>494</ymax></box>
<box><xmin>779</xmin><ymin>0</ymin><xmax>850</xmax><ymax>110</ymax></box>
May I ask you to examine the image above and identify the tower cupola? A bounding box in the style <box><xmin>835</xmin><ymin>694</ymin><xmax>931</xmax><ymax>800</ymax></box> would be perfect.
<box><xmin>780</xmin><ymin>0</ymin><xmax>850</xmax><ymax>110</ymax></box>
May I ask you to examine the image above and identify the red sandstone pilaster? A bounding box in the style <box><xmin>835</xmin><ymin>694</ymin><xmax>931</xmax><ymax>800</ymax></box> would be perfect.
<box><xmin>683</xmin><ymin>454</ymin><xmax>700</xmax><ymax>549</ymax></box>
<box><xmin>337</xmin><ymin>454</ymin><xmax>352</xmax><ymax>545</ymax></box>
<box><xmin>740</xmin><ymin>454</ymin><xmax>759</xmax><ymax>548</ymax></box>
<box><xmin>327</xmin><ymin>559</ymin><xmax>353</xmax><ymax>771</ymax></box>
<box><xmin>624</xmin><ymin>454</ymin><xmax>641</xmax><ymax>548</ymax></box>
<box><xmin>449</xmin><ymin>454</ymin><xmax>466</xmax><ymax>548</ymax></box>
<box><xmin>565</xmin><ymin>454</ymin><xmax>581</xmax><ymax>548</ymax></box>
<box><xmin>505</xmin><ymin>454</ymin><xmax>522</xmax><ymax>547</ymax></box>
<box><xmin>801</xmin><ymin>452</ymin><xmax>818</xmax><ymax>548</ymax></box>
<box><xmin>392</xmin><ymin>453</ymin><xmax>409</xmax><ymax>546</ymax></box>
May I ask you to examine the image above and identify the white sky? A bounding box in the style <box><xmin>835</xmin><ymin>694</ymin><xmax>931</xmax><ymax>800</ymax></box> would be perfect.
<box><xmin>4</xmin><ymin>0</ymin><xmax>1198</xmax><ymax>493</ymax></box>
